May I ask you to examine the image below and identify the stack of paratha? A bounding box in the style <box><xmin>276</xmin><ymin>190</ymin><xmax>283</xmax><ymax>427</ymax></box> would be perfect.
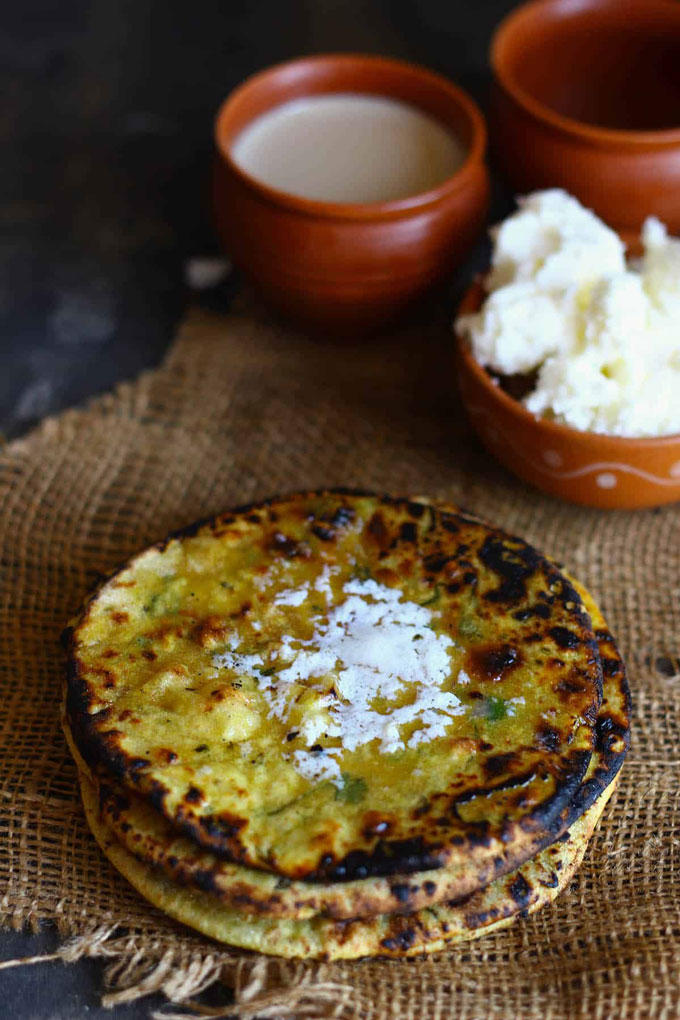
<box><xmin>63</xmin><ymin>491</ymin><xmax>629</xmax><ymax>959</ymax></box>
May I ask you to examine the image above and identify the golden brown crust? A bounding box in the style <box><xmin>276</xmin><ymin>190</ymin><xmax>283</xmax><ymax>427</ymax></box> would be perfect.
<box><xmin>66</xmin><ymin>491</ymin><xmax>602</xmax><ymax>881</ymax></box>
<box><xmin>78</xmin><ymin>767</ymin><xmax>617</xmax><ymax>960</ymax></box>
<box><xmin>66</xmin><ymin>600</ymin><xmax>627</xmax><ymax>921</ymax></box>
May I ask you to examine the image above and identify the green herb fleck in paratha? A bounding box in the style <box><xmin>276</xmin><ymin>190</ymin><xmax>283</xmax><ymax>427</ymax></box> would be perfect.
<box><xmin>335</xmin><ymin>773</ymin><xmax>367</xmax><ymax>804</ymax></box>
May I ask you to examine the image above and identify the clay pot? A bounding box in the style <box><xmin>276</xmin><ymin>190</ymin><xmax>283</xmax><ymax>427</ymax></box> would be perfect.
<box><xmin>213</xmin><ymin>55</ymin><xmax>489</xmax><ymax>331</ymax></box>
<box><xmin>455</xmin><ymin>281</ymin><xmax>680</xmax><ymax>510</ymax></box>
<box><xmin>491</xmin><ymin>0</ymin><xmax>680</xmax><ymax>237</ymax></box>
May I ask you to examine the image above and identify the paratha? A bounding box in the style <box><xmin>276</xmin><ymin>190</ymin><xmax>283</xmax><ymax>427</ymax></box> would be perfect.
<box><xmin>65</xmin><ymin>491</ymin><xmax>602</xmax><ymax>882</ymax></box>
<box><xmin>65</xmin><ymin>590</ymin><xmax>628</xmax><ymax>921</ymax></box>
<box><xmin>78</xmin><ymin>768</ymin><xmax>616</xmax><ymax>960</ymax></box>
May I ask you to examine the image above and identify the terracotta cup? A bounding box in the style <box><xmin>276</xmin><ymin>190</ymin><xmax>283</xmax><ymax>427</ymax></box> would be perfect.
<box><xmin>491</xmin><ymin>0</ymin><xmax>680</xmax><ymax>237</ymax></box>
<box><xmin>455</xmin><ymin>281</ymin><xmax>680</xmax><ymax>510</ymax></box>
<box><xmin>213</xmin><ymin>55</ymin><xmax>489</xmax><ymax>330</ymax></box>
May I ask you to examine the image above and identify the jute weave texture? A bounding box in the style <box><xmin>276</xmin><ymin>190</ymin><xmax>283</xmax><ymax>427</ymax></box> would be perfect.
<box><xmin>1</xmin><ymin>301</ymin><xmax>678</xmax><ymax>1018</ymax></box>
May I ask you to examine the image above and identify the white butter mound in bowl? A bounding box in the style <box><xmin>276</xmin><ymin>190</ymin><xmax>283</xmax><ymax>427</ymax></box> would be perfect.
<box><xmin>455</xmin><ymin>189</ymin><xmax>680</xmax><ymax>438</ymax></box>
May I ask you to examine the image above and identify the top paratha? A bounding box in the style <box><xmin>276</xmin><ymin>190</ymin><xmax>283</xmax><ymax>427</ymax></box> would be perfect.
<box><xmin>66</xmin><ymin>589</ymin><xmax>627</xmax><ymax>921</ymax></box>
<box><xmin>65</xmin><ymin>491</ymin><xmax>602</xmax><ymax>881</ymax></box>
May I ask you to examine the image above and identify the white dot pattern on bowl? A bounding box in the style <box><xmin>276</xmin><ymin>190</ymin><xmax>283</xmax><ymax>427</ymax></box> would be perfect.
<box><xmin>462</xmin><ymin>402</ymin><xmax>680</xmax><ymax>490</ymax></box>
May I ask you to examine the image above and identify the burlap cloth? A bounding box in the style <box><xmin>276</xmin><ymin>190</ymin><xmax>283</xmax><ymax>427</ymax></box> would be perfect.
<box><xmin>1</xmin><ymin>295</ymin><xmax>679</xmax><ymax>1019</ymax></box>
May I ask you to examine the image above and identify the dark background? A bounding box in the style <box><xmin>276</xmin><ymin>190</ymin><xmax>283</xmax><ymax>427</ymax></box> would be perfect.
<box><xmin>2</xmin><ymin>1</ymin><xmax>514</xmax><ymax>1015</ymax></box>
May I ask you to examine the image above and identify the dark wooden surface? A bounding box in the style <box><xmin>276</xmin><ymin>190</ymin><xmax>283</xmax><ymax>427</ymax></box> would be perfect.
<box><xmin>1</xmin><ymin>1</ymin><xmax>515</xmax><ymax>1014</ymax></box>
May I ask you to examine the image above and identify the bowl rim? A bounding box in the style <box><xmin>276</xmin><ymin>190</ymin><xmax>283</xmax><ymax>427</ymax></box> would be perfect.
<box><xmin>455</xmin><ymin>278</ymin><xmax>680</xmax><ymax>448</ymax></box>
<box><xmin>214</xmin><ymin>52</ymin><xmax>488</xmax><ymax>220</ymax></box>
<box><xmin>491</xmin><ymin>0</ymin><xmax>680</xmax><ymax>147</ymax></box>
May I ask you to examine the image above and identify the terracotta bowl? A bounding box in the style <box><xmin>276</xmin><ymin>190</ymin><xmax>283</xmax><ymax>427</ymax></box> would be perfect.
<box><xmin>491</xmin><ymin>0</ymin><xmax>680</xmax><ymax>237</ymax></box>
<box><xmin>213</xmin><ymin>54</ymin><xmax>489</xmax><ymax>330</ymax></box>
<box><xmin>455</xmin><ymin>281</ymin><xmax>680</xmax><ymax>510</ymax></box>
